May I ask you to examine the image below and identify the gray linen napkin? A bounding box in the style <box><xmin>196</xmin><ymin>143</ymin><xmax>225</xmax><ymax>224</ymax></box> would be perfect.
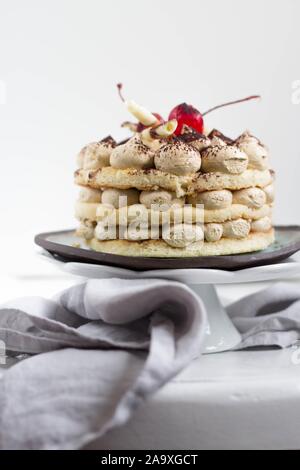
<box><xmin>228</xmin><ymin>282</ymin><xmax>300</xmax><ymax>349</ymax></box>
<box><xmin>0</xmin><ymin>278</ymin><xmax>206</xmax><ymax>450</ymax></box>
<box><xmin>0</xmin><ymin>279</ymin><xmax>299</xmax><ymax>450</ymax></box>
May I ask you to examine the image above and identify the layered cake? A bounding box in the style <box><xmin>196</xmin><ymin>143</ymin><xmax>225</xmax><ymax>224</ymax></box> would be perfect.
<box><xmin>74</xmin><ymin>87</ymin><xmax>275</xmax><ymax>257</ymax></box>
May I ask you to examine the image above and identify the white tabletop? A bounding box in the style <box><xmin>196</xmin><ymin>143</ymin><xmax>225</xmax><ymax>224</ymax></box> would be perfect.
<box><xmin>1</xmin><ymin>244</ymin><xmax>300</xmax><ymax>450</ymax></box>
<box><xmin>85</xmin><ymin>348</ymin><xmax>300</xmax><ymax>450</ymax></box>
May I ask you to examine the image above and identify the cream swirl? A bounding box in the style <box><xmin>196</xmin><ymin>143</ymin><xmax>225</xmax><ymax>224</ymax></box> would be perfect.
<box><xmin>163</xmin><ymin>224</ymin><xmax>204</xmax><ymax>248</ymax></box>
<box><xmin>251</xmin><ymin>216</ymin><xmax>272</xmax><ymax>233</ymax></box>
<box><xmin>201</xmin><ymin>140</ymin><xmax>248</xmax><ymax>174</ymax></box>
<box><xmin>236</xmin><ymin>131</ymin><xmax>269</xmax><ymax>170</ymax></box>
<box><xmin>222</xmin><ymin>219</ymin><xmax>251</xmax><ymax>239</ymax></box>
<box><xmin>263</xmin><ymin>183</ymin><xmax>275</xmax><ymax>204</ymax></box>
<box><xmin>101</xmin><ymin>188</ymin><xmax>140</xmax><ymax>208</ymax></box>
<box><xmin>210</xmin><ymin>136</ymin><xmax>227</xmax><ymax>148</ymax></box>
<box><xmin>140</xmin><ymin>190</ymin><xmax>185</xmax><ymax>211</ymax></box>
<box><xmin>232</xmin><ymin>187</ymin><xmax>266</xmax><ymax>209</ymax></box>
<box><xmin>208</xmin><ymin>129</ymin><xmax>235</xmax><ymax>145</ymax></box>
<box><xmin>77</xmin><ymin>136</ymin><xmax>116</xmax><ymax>170</ymax></box>
<box><xmin>78</xmin><ymin>187</ymin><xmax>102</xmax><ymax>203</ymax></box>
<box><xmin>110</xmin><ymin>135</ymin><xmax>155</xmax><ymax>169</ymax></box>
<box><xmin>188</xmin><ymin>190</ymin><xmax>233</xmax><ymax>210</ymax></box>
<box><xmin>154</xmin><ymin>141</ymin><xmax>201</xmax><ymax>176</ymax></box>
<box><xmin>204</xmin><ymin>223</ymin><xmax>223</xmax><ymax>242</ymax></box>
<box><xmin>76</xmin><ymin>220</ymin><xmax>95</xmax><ymax>240</ymax></box>
<box><xmin>179</xmin><ymin>126</ymin><xmax>211</xmax><ymax>152</ymax></box>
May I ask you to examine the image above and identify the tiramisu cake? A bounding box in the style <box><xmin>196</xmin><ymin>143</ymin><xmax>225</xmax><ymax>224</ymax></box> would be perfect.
<box><xmin>74</xmin><ymin>86</ymin><xmax>275</xmax><ymax>257</ymax></box>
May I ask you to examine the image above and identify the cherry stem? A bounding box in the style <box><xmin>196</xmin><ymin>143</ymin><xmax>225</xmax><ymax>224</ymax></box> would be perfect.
<box><xmin>117</xmin><ymin>83</ymin><xmax>125</xmax><ymax>102</ymax></box>
<box><xmin>202</xmin><ymin>95</ymin><xmax>261</xmax><ymax>116</ymax></box>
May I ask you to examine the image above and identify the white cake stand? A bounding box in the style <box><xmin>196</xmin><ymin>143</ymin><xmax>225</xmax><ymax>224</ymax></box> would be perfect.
<box><xmin>42</xmin><ymin>253</ymin><xmax>300</xmax><ymax>354</ymax></box>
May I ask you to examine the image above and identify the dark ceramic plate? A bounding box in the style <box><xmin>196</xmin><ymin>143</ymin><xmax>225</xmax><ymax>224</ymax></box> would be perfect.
<box><xmin>34</xmin><ymin>226</ymin><xmax>300</xmax><ymax>271</ymax></box>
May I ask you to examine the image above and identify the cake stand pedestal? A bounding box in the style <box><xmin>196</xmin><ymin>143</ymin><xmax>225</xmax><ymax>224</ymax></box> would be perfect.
<box><xmin>42</xmin><ymin>254</ymin><xmax>300</xmax><ymax>354</ymax></box>
<box><xmin>188</xmin><ymin>284</ymin><xmax>241</xmax><ymax>352</ymax></box>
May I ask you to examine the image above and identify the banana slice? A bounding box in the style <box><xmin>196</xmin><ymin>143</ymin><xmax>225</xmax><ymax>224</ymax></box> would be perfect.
<box><xmin>126</xmin><ymin>100</ymin><xmax>158</xmax><ymax>126</ymax></box>
<box><xmin>141</xmin><ymin>119</ymin><xmax>178</xmax><ymax>150</ymax></box>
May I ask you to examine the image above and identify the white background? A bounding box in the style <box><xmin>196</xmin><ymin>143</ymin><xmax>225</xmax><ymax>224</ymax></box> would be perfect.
<box><xmin>1</xmin><ymin>3</ymin><xmax>300</xmax><ymax>450</ymax></box>
<box><xmin>0</xmin><ymin>0</ymin><xmax>299</xmax><ymax>275</ymax></box>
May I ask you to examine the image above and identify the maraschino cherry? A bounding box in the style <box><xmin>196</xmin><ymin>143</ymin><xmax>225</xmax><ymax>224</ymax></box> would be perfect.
<box><xmin>117</xmin><ymin>83</ymin><xmax>164</xmax><ymax>131</ymax></box>
<box><xmin>169</xmin><ymin>95</ymin><xmax>261</xmax><ymax>136</ymax></box>
<box><xmin>169</xmin><ymin>103</ymin><xmax>204</xmax><ymax>135</ymax></box>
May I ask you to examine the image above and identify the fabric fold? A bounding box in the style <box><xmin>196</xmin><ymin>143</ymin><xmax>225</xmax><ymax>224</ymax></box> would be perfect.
<box><xmin>0</xmin><ymin>278</ymin><xmax>207</xmax><ymax>450</ymax></box>
<box><xmin>228</xmin><ymin>283</ymin><xmax>300</xmax><ymax>348</ymax></box>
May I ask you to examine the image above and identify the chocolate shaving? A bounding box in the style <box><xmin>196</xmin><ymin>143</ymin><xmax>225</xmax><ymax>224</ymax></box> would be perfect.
<box><xmin>100</xmin><ymin>135</ymin><xmax>117</xmax><ymax>147</ymax></box>
<box><xmin>235</xmin><ymin>131</ymin><xmax>264</xmax><ymax>148</ymax></box>
<box><xmin>208</xmin><ymin>129</ymin><xmax>234</xmax><ymax>144</ymax></box>
<box><xmin>149</xmin><ymin>127</ymin><xmax>161</xmax><ymax>139</ymax></box>
<box><xmin>179</xmin><ymin>131</ymin><xmax>207</xmax><ymax>144</ymax></box>
<box><xmin>117</xmin><ymin>138</ymin><xmax>130</xmax><ymax>146</ymax></box>
<box><xmin>121</xmin><ymin>121</ymin><xmax>139</xmax><ymax>133</ymax></box>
